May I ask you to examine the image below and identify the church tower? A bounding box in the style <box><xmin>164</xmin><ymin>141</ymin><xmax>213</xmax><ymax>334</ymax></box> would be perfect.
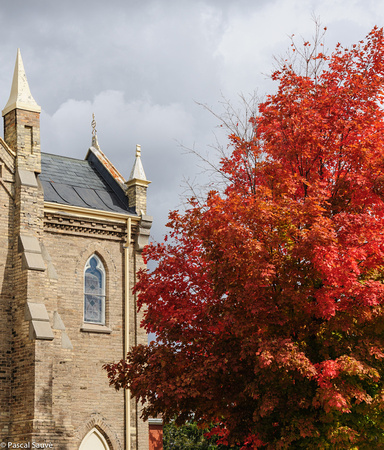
<box><xmin>0</xmin><ymin>48</ymin><xmax>48</xmax><ymax>447</ymax></box>
<box><xmin>0</xmin><ymin>50</ymin><xmax>155</xmax><ymax>449</ymax></box>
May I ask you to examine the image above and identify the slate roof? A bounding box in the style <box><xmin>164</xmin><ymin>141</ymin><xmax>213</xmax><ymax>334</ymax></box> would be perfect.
<box><xmin>40</xmin><ymin>151</ymin><xmax>135</xmax><ymax>215</ymax></box>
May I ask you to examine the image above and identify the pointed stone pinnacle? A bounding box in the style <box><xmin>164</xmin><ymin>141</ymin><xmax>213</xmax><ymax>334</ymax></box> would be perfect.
<box><xmin>2</xmin><ymin>49</ymin><xmax>41</xmax><ymax>117</ymax></box>
<box><xmin>128</xmin><ymin>144</ymin><xmax>147</xmax><ymax>182</ymax></box>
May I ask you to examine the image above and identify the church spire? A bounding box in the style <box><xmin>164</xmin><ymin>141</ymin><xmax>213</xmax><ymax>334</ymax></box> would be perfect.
<box><xmin>2</xmin><ymin>48</ymin><xmax>41</xmax><ymax>117</ymax></box>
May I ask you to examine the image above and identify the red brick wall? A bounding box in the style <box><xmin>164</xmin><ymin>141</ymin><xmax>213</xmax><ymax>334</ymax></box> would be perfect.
<box><xmin>149</xmin><ymin>424</ymin><xmax>163</xmax><ymax>450</ymax></box>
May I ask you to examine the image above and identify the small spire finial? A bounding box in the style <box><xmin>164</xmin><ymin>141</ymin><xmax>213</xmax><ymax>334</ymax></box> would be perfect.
<box><xmin>128</xmin><ymin>144</ymin><xmax>147</xmax><ymax>182</ymax></box>
<box><xmin>91</xmin><ymin>113</ymin><xmax>97</xmax><ymax>136</ymax></box>
<box><xmin>91</xmin><ymin>113</ymin><xmax>100</xmax><ymax>149</ymax></box>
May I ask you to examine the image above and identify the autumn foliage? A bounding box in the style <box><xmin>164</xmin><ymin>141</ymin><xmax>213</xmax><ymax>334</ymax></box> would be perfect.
<box><xmin>105</xmin><ymin>27</ymin><xmax>384</xmax><ymax>448</ymax></box>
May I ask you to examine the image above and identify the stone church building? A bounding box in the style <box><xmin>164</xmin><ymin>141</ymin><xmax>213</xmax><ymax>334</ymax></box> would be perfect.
<box><xmin>0</xmin><ymin>50</ymin><xmax>162</xmax><ymax>449</ymax></box>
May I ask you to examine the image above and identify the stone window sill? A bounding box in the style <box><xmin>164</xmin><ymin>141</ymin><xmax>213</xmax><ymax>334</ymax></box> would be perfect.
<box><xmin>80</xmin><ymin>323</ymin><xmax>112</xmax><ymax>334</ymax></box>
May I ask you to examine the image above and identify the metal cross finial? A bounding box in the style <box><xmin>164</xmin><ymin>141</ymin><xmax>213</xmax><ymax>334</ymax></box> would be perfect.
<box><xmin>91</xmin><ymin>113</ymin><xmax>97</xmax><ymax>137</ymax></box>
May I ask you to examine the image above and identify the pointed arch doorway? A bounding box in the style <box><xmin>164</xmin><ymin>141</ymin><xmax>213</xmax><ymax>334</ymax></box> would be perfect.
<box><xmin>79</xmin><ymin>427</ymin><xmax>111</xmax><ymax>450</ymax></box>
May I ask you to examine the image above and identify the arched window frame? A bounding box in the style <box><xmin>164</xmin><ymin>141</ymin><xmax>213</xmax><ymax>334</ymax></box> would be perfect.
<box><xmin>84</xmin><ymin>254</ymin><xmax>106</xmax><ymax>325</ymax></box>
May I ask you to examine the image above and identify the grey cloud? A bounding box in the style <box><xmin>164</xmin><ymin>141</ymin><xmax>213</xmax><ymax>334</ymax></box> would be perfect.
<box><xmin>0</xmin><ymin>0</ymin><xmax>382</xmax><ymax>244</ymax></box>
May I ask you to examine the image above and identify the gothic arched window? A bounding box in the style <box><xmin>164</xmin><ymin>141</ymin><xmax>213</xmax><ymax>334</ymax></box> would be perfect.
<box><xmin>79</xmin><ymin>427</ymin><xmax>110</xmax><ymax>450</ymax></box>
<box><xmin>84</xmin><ymin>254</ymin><xmax>106</xmax><ymax>325</ymax></box>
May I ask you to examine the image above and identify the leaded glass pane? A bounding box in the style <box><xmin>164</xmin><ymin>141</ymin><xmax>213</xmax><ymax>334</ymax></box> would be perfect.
<box><xmin>84</xmin><ymin>294</ymin><xmax>104</xmax><ymax>323</ymax></box>
<box><xmin>84</xmin><ymin>255</ymin><xmax>105</xmax><ymax>324</ymax></box>
<box><xmin>85</xmin><ymin>271</ymin><xmax>102</xmax><ymax>296</ymax></box>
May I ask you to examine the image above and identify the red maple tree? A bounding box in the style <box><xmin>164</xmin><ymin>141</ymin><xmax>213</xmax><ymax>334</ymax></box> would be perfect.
<box><xmin>105</xmin><ymin>27</ymin><xmax>384</xmax><ymax>448</ymax></box>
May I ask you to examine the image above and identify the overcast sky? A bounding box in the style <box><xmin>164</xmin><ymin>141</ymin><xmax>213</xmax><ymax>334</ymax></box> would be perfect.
<box><xmin>0</xmin><ymin>0</ymin><xmax>383</xmax><ymax>242</ymax></box>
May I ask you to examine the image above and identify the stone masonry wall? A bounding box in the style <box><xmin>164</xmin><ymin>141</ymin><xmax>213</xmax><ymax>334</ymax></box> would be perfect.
<box><xmin>0</xmin><ymin>141</ymin><xmax>15</xmax><ymax>439</ymax></box>
<box><xmin>127</xmin><ymin>185</ymin><xmax>148</xmax><ymax>216</ymax></box>
<box><xmin>8</xmin><ymin>156</ymin><xmax>45</xmax><ymax>442</ymax></box>
<box><xmin>36</xmin><ymin>218</ymin><xmax>149</xmax><ymax>450</ymax></box>
<box><xmin>3</xmin><ymin>110</ymin><xmax>41</xmax><ymax>173</ymax></box>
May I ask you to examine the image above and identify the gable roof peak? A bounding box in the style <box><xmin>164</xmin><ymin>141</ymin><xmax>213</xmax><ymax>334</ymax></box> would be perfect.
<box><xmin>2</xmin><ymin>48</ymin><xmax>41</xmax><ymax>117</ymax></box>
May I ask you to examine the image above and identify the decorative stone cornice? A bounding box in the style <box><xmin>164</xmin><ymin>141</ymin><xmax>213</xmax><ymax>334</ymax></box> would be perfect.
<box><xmin>44</xmin><ymin>212</ymin><xmax>132</xmax><ymax>241</ymax></box>
<box><xmin>44</xmin><ymin>201</ymin><xmax>139</xmax><ymax>223</ymax></box>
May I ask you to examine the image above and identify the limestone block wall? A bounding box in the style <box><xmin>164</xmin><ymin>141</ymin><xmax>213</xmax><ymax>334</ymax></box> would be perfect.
<box><xmin>8</xmin><ymin>158</ymin><xmax>46</xmax><ymax>442</ymax></box>
<box><xmin>40</xmin><ymin>228</ymin><xmax>125</xmax><ymax>447</ymax></box>
<box><xmin>127</xmin><ymin>184</ymin><xmax>149</xmax><ymax>216</ymax></box>
<box><xmin>37</xmin><ymin>217</ymin><xmax>148</xmax><ymax>449</ymax></box>
<box><xmin>3</xmin><ymin>110</ymin><xmax>41</xmax><ymax>173</ymax></box>
<box><xmin>0</xmin><ymin>141</ymin><xmax>15</xmax><ymax>438</ymax></box>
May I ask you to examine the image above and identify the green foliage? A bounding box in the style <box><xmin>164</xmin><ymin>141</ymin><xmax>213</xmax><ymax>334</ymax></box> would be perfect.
<box><xmin>164</xmin><ymin>421</ymin><xmax>240</xmax><ymax>450</ymax></box>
